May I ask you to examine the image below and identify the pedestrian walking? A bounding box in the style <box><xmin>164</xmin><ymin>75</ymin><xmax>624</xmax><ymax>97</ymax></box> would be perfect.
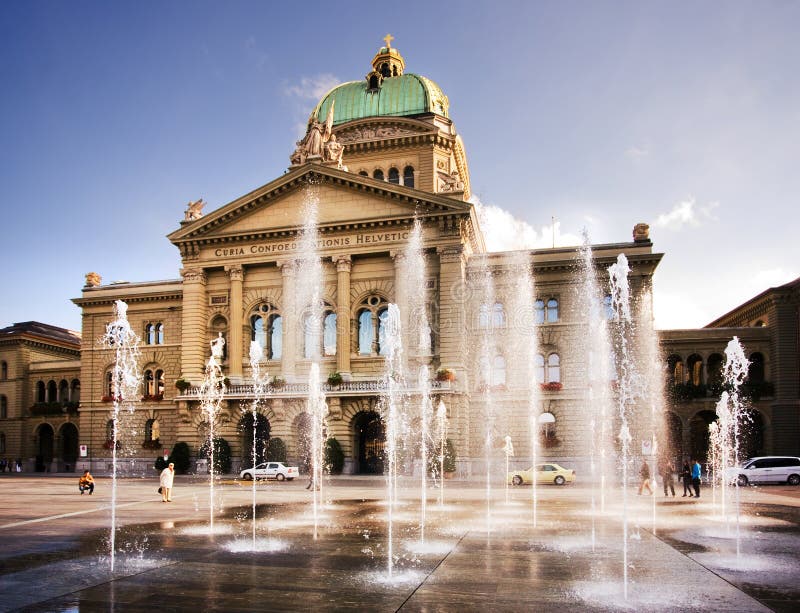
<box><xmin>638</xmin><ymin>459</ymin><xmax>653</xmax><ymax>495</ymax></box>
<box><xmin>691</xmin><ymin>458</ymin><xmax>702</xmax><ymax>498</ymax></box>
<box><xmin>160</xmin><ymin>462</ymin><xmax>175</xmax><ymax>502</ymax></box>
<box><xmin>681</xmin><ymin>461</ymin><xmax>693</xmax><ymax>497</ymax></box>
<box><xmin>660</xmin><ymin>459</ymin><xmax>676</xmax><ymax>497</ymax></box>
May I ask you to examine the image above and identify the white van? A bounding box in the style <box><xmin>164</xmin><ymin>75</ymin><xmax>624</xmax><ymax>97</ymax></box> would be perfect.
<box><xmin>725</xmin><ymin>456</ymin><xmax>800</xmax><ymax>486</ymax></box>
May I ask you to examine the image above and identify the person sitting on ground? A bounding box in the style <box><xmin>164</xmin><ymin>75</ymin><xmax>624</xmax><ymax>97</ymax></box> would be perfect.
<box><xmin>78</xmin><ymin>470</ymin><xmax>95</xmax><ymax>495</ymax></box>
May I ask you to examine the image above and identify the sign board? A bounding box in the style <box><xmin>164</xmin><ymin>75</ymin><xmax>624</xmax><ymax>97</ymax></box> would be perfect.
<box><xmin>642</xmin><ymin>439</ymin><xmax>653</xmax><ymax>456</ymax></box>
<box><xmin>79</xmin><ymin>444</ymin><xmax>88</xmax><ymax>457</ymax></box>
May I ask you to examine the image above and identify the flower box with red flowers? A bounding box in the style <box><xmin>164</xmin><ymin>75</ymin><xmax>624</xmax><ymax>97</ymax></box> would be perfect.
<box><xmin>540</xmin><ymin>382</ymin><xmax>563</xmax><ymax>392</ymax></box>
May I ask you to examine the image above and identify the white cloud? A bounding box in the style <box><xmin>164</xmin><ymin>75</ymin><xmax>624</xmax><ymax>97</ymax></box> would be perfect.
<box><xmin>470</xmin><ymin>196</ymin><xmax>582</xmax><ymax>252</ymax></box>
<box><xmin>283</xmin><ymin>73</ymin><xmax>341</xmax><ymax>101</ymax></box>
<box><xmin>654</xmin><ymin>198</ymin><xmax>719</xmax><ymax>230</ymax></box>
<box><xmin>625</xmin><ymin>145</ymin><xmax>649</xmax><ymax>159</ymax></box>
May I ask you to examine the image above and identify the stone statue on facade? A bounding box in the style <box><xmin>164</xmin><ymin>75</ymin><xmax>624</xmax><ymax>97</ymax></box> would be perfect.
<box><xmin>438</xmin><ymin>170</ymin><xmax>464</xmax><ymax>193</ymax></box>
<box><xmin>210</xmin><ymin>332</ymin><xmax>225</xmax><ymax>360</ymax></box>
<box><xmin>84</xmin><ymin>272</ymin><xmax>102</xmax><ymax>287</ymax></box>
<box><xmin>290</xmin><ymin>101</ymin><xmax>343</xmax><ymax>167</ymax></box>
<box><xmin>184</xmin><ymin>199</ymin><xmax>205</xmax><ymax>221</ymax></box>
<box><xmin>633</xmin><ymin>223</ymin><xmax>650</xmax><ymax>242</ymax></box>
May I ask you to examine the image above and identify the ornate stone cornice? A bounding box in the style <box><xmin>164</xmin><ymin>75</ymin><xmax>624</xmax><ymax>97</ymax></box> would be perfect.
<box><xmin>226</xmin><ymin>265</ymin><xmax>244</xmax><ymax>281</ymax></box>
<box><xmin>334</xmin><ymin>254</ymin><xmax>352</xmax><ymax>272</ymax></box>
<box><xmin>180</xmin><ymin>268</ymin><xmax>207</xmax><ymax>284</ymax></box>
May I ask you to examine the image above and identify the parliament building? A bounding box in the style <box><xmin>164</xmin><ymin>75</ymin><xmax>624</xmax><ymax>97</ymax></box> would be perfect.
<box><xmin>1</xmin><ymin>41</ymin><xmax>797</xmax><ymax>475</ymax></box>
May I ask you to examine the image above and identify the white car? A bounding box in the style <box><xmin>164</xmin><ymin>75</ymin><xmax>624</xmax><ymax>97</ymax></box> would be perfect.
<box><xmin>240</xmin><ymin>462</ymin><xmax>298</xmax><ymax>481</ymax></box>
<box><xmin>724</xmin><ymin>456</ymin><xmax>800</xmax><ymax>486</ymax></box>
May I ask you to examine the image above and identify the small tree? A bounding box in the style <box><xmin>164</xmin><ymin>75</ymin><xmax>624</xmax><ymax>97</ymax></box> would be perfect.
<box><xmin>266</xmin><ymin>437</ymin><xmax>287</xmax><ymax>462</ymax></box>
<box><xmin>443</xmin><ymin>438</ymin><xmax>457</xmax><ymax>474</ymax></box>
<box><xmin>324</xmin><ymin>437</ymin><xmax>345</xmax><ymax>474</ymax></box>
<box><xmin>199</xmin><ymin>437</ymin><xmax>232</xmax><ymax>474</ymax></box>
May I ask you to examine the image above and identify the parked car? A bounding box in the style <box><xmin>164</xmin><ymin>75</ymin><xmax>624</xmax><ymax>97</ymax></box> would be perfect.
<box><xmin>240</xmin><ymin>462</ymin><xmax>298</xmax><ymax>481</ymax></box>
<box><xmin>724</xmin><ymin>456</ymin><xmax>800</xmax><ymax>486</ymax></box>
<box><xmin>508</xmin><ymin>463</ymin><xmax>576</xmax><ymax>486</ymax></box>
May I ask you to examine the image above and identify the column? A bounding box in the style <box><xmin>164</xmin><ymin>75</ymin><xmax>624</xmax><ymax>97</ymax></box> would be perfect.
<box><xmin>226</xmin><ymin>265</ymin><xmax>244</xmax><ymax>383</ymax></box>
<box><xmin>279</xmin><ymin>260</ymin><xmax>297</xmax><ymax>380</ymax></box>
<box><xmin>334</xmin><ymin>255</ymin><xmax>352</xmax><ymax>378</ymax></box>
<box><xmin>180</xmin><ymin>267</ymin><xmax>207</xmax><ymax>383</ymax></box>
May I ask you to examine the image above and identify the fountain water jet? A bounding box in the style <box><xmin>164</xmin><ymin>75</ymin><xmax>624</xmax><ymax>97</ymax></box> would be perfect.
<box><xmin>198</xmin><ymin>333</ymin><xmax>226</xmax><ymax>532</ymax></box>
<box><xmin>714</xmin><ymin>336</ymin><xmax>751</xmax><ymax>557</ymax></box>
<box><xmin>248</xmin><ymin>340</ymin><xmax>268</xmax><ymax>548</ymax></box>
<box><xmin>608</xmin><ymin>253</ymin><xmax>641</xmax><ymax>599</ymax></box>
<box><xmin>381</xmin><ymin>304</ymin><xmax>404</xmax><ymax>576</ymax></box>
<box><xmin>577</xmin><ymin>237</ymin><xmax>614</xmax><ymax>547</ymax></box>
<box><xmin>101</xmin><ymin>300</ymin><xmax>141</xmax><ymax>572</ymax></box>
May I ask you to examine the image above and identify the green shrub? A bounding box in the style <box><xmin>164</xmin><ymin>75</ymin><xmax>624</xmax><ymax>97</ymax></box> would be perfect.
<box><xmin>198</xmin><ymin>437</ymin><xmax>232</xmax><ymax>474</ymax></box>
<box><xmin>171</xmin><ymin>442</ymin><xmax>192</xmax><ymax>474</ymax></box>
<box><xmin>266</xmin><ymin>437</ymin><xmax>287</xmax><ymax>462</ymax></box>
<box><xmin>324</xmin><ymin>437</ymin><xmax>344</xmax><ymax>474</ymax></box>
<box><xmin>154</xmin><ymin>456</ymin><xmax>169</xmax><ymax>471</ymax></box>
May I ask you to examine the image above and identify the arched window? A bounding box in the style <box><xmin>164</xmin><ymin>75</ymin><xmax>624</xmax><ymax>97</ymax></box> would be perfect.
<box><xmin>534</xmin><ymin>299</ymin><xmax>545</xmax><ymax>324</ymax></box>
<box><xmin>546</xmin><ymin>353</ymin><xmax>561</xmax><ymax>383</ymax></box>
<box><xmin>377</xmin><ymin>307</ymin><xmax>390</xmax><ymax>356</ymax></box>
<box><xmin>748</xmin><ymin>352</ymin><xmax>765</xmax><ymax>384</ymax></box>
<box><xmin>546</xmin><ymin>298</ymin><xmax>559</xmax><ymax>323</ymax></box>
<box><xmin>1</xmin><ymin>361</ymin><xmax>7</xmax><ymax>380</ymax></box>
<box><xmin>36</xmin><ymin>381</ymin><xmax>46</xmax><ymax>403</ymax></box>
<box><xmin>478</xmin><ymin>304</ymin><xmax>490</xmax><ymax>329</ymax></box>
<box><xmin>145</xmin><ymin>323</ymin><xmax>155</xmax><ymax>345</ymax></box>
<box><xmin>105</xmin><ymin>372</ymin><xmax>114</xmax><ymax>397</ymax></box>
<box><xmin>492</xmin><ymin>302</ymin><xmax>506</xmax><ymax>328</ymax></box>
<box><xmin>58</xmin><ymin>379</ymin><xmax>69</xmax><ymax>403</ymax></box>
<box><xmin>358</xmin><ymin>309</ymin><xmax>374</xmax><ymax>355</ymax></box>
<box><xmin>323</xmin><ymin>312</ymin><xmax>337</xmax><ymax>356</ymax></box>
<box><xmin>1</xmin><ymin>395</ymin><xmax>7</xmax><ymax>419</ymax></box>
<box><xmin>667</xmin><ymin>355</ymin><xmax>684</xmax><ymax>386</ymax></box>
<box><xmin>534</xmin><ymin>354</ymin><xmax>545</xmax><ymax>383</ymax></box>
<box><xmin>368</xmin><ymin>75</ymin><xmax>379</xmax><ymax>89</ymax></box>
<box><xmin>357</xmin><ymin>295</ymin><xmax>389</xmax><ymax>355</ymax></box>
<box><xmin>403</xmin><ymin>166</ymin><xmax>415</xmax><ymax>188</ymax></box>
<box><xmin>687</xmin><ymin>354</ymin><xmax>703</xmax><ymax>386</ymax></box>
<box><xmin>251</xmin><ymin>303</ymin><xmax>282</xmax><ymax>360</ymax></box>
<box><xmin>145</xmin><ymin>419</ymin><xmax>159</xmax><ymax>443</ymax></box>
<box><xmin>373</xmin><ymin>169</ymin><xmax>384</xmax><ymax>181</ymax></box>
<box><xmin>156</xmin><ymin>323</ymin><xmax>164</xmax><ymax>344</ymax></box>
<box><xmin>493</xmin><ymin>355</ymin><xmax>507</xmax><ymax>386</ymax></box>
<box><xmin>359</xmin><ymin>170</ymin><xmax>369</xmax><ymax>177</ymax></box>
<box><xmin>707</xmin><ymin>354</ymin><xmax>724</xmax><ymax>388</ymax></box>
<box><xmin>144</xmin><ymin>370</ymin><xmax>154</xmax><ymax>396</ymax></box>
<box><xmin>47</xmin><ymin>380</ymin><xmax>57</xmax><ymax>403</ymax></box>
<box><xmin>106</xmin><ymin>419</ymin><xmax>115</xmax><ymax>441</ymax></box>
<box><xmin>388</xmin><ymin>167</ymin><xmax>400</xmax><ymax>184</ymax></box>
<box><xmin>539</xmin><ymin>412</ymin><xmax>556</xmax><ymax>442</ymax></box>
<box><xmin>302</xmin><ymin>302</ymin><xmax>336</xmax><ymax>359</ymax></box>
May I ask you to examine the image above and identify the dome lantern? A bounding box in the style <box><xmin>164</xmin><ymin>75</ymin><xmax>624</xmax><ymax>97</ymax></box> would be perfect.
<box><xmin>366</xmin><ymin>34</ymin><xmax>405</xmax><ymax>89</ymax></box>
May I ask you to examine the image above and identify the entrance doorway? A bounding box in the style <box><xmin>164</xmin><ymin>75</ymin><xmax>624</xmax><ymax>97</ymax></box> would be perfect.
<box><xmin>36</xmin><ymin>423</ymin><xmax>54</xmax><ymax>472</ymax></box>
<box><xmin>60</xmin><ymin>422</ymin><xmax>79</xmax><ymax>471</ymax></box>
<box><xmin>239</xmin><ymin>413</ymin><xmax>270</xmax><ymax>467</ymax></box>
<box><xmin>353</xmin><ymin>411</ymin><xmax>385</xmax><ymax>474</ymax></box>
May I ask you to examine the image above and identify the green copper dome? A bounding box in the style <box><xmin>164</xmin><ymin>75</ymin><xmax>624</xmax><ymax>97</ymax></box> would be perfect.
<box><xmin>312</xmin><ymin>73</ymin><xmax>450</xmax><ymax>127</ymax></box>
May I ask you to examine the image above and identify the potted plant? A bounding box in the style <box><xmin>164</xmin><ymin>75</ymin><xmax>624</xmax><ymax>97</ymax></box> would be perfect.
<box><xmin>270</xmin><ymin>376</ymin><xmax>286</xmax><ymax>389</ymax></box>
<box><xmin>327</xmin><ymin>372</ymin><xmax>343</xmax><ymax>386</ymax></box>
<box><xmin>175</xmin><ymin>378</ymin><xmax>191</xmax><ymax>393</ymax></box>
<box><xmin>436</xmin><ymin>368</ymin><xmax>456</xmax><ymax>382</ymax></box>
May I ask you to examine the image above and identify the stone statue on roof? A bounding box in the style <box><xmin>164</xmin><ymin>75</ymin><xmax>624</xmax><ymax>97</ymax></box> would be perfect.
<box><xmin>290</xmin><ymin>101</ymin><xmax>340</xmax><ymax>167</ymax></box>
<box><xmin>184</xmin><ymin>199</ymin><xmax>205</xmax><ymax>221</ymax></box>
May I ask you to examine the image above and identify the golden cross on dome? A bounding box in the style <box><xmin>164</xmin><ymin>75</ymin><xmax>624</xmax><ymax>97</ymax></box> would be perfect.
<box><xmin>383</xmin><ymin>33</ymin><xmax>394</xmax><ymax>48</ymax></box>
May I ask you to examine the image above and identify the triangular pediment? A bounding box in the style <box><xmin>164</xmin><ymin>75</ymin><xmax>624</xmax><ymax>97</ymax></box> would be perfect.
<box><xmin>168</xmin><ymin>164</ymin><xmax>474</xmax><ymax>245</ymax></box>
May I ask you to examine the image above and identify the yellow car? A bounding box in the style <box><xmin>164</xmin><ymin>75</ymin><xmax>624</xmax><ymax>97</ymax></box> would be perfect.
<box><xmin>508</xmin><ymin>463</ymin><xmax>576</xmax><ymax>486</ymax></box>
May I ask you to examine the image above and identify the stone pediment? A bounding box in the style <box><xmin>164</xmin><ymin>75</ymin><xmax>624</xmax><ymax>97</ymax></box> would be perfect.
<box><xmin>333</xmin><ymin>117</ymin><xmax>437</xmax><ymax>145</ymax></box>
<box><xmin>167</xmin><ymin>165</ymin><xmax>477</xmax><ymax>252</ymax></box>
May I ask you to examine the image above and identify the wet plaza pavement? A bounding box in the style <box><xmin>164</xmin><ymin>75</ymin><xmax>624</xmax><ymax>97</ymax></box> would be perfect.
<box><xmin>1</xmin><ymin>475</ymin><xmax>799</xmax><ymax>612</ymax></box>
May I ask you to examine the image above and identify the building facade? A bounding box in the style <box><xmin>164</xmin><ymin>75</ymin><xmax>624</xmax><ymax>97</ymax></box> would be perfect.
<box><xmin>1</xmin><ymin>42</ymin><xmax>796</xmax><ymax>474</ymax></box>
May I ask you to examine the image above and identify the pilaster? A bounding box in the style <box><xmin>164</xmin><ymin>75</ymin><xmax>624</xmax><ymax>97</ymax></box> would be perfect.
<box><xmin>179</xmin><ymin>267</ymin><xmax>207</xmax><ymax>383</ymax></box>
<box><xmin>334</xmin><ymin>255</ymin><xmax>352</xmax><ymax>378</ymax></box>
<box><xmin>227</xmin><ymin>265</ymin><xmax>244</xmax><ymax>383</ymax></box>
<box><xmin>280</xmin><ymin>260</ymin><xmax>297</xmax><ymax>379</ymax></box>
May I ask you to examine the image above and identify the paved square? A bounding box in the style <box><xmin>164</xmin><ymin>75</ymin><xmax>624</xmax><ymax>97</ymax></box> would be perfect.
<box><xmin>1</xmin><ymin>475</ymin><xmax>798</xmax><ymax>611</ymax></box>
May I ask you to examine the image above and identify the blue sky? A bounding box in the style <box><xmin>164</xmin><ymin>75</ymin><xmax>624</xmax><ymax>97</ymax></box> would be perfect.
<box><xmin>1</xmin><ymin>1</ymin><xmax>798</xmax><ymax>332</ymax></box>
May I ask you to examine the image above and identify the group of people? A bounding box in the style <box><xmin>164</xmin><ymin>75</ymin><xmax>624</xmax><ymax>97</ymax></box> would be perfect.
<box><xmin>0</xmin><ymin>458</ymin><xmax>22</xmax><ymax>472</ymax></box>
<box><xmin>638</xmin><ymin>458</ymin><xmax>703</xmax><ymax>498</ymax></box>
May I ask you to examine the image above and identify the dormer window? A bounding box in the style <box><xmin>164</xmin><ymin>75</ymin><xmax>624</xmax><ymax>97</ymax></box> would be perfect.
<box><xmin>368</xmin><ymin>74</ymin><xmax>380</xmax><ymax>90</ymax></box>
